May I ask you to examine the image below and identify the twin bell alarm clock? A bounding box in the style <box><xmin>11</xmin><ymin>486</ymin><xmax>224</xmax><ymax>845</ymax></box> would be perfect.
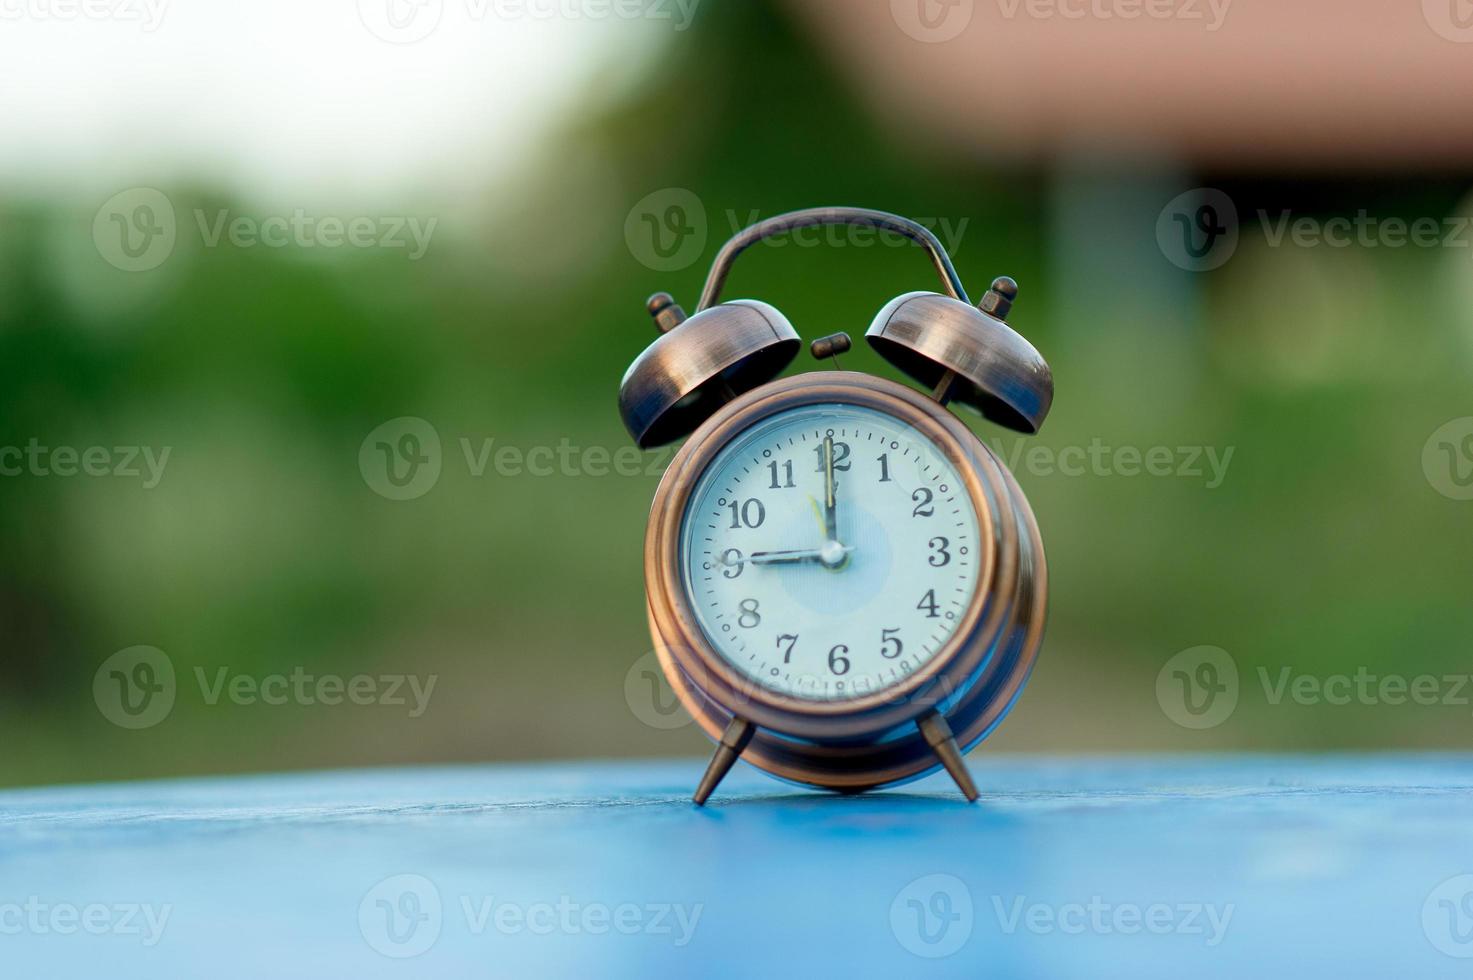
<box><xmin>618</xmin><ymin>207</ymin><xmax>1052</xmax><ymax>804</ymax></box>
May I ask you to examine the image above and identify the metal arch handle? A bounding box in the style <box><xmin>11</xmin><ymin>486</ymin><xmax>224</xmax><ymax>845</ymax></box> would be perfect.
<box><xmin>695</xmin><ymin>207</ymin><xmax>971</xmax><ymax>312</ymax></box>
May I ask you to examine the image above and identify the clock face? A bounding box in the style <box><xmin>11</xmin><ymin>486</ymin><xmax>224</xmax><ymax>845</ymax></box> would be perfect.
<box><xmin>678</xmin><ymin>401</ymin><xmax>984</xmax><ymax>703</ymax></box>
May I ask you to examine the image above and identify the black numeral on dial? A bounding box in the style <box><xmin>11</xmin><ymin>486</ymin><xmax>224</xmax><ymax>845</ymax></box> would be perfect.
<box><xmin>814</xmin><ymin>441</ymin><xmax>851</xmax><ymax>472</ymax></box>
<box><xmin>728</xmin><ymin>498</ymin><xmax>766</xmax><ymax>529</ymax></box>
<box><xmin>738</xmin><ymin>598</ymin><xmax>761</xmax><ymax>628</ymax></box>
<box><xmin>720</xmin><ymin>548</ymin><xmax>743</xmax><ymax>579</ymax></box>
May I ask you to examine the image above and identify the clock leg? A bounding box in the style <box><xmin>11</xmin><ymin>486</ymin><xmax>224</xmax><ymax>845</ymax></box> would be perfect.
<box><xmin>693</xmin><ymin>716</ymin><xmax>755</xmax><ymax>806</ymax></box>
<box><xmin>917</xmin><ymin>711</ymin><xmax>980</xmax><ymax>803</ymax></box>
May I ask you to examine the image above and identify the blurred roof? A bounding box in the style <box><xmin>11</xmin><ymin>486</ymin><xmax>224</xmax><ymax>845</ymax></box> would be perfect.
<box><xmin>784</xmin><ymin>0</ymin><xmax>1473</xmax><ymax>170</ymax></box>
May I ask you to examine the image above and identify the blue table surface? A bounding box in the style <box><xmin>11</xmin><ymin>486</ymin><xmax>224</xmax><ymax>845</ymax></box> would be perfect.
<box><xmin>4</xmin><ymin>754</ymin><xmax>1473</xmax><ymax>978</ymax></box>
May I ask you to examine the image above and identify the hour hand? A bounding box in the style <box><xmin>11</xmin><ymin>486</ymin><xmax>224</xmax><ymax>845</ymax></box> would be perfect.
<box><xmin>744</xmin><ymin>544</ymin><xmax>853</xmax><ymax>568</ymax></box>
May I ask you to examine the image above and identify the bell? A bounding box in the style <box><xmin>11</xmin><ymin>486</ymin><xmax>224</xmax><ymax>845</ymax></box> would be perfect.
<box><xmin>866</xmin><ymin>277</ymin><xmax>1053</xmax><ymax>433</ymax></box>
<box><xmin>619</xmin><ymin>293</ymin><xmax>801</xmax><ymax>448</ymax></box>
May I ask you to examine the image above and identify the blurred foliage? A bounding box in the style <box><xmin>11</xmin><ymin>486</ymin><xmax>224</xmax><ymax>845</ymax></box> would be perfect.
<box><xmin>0</xmin><ymin>0</ymin><xmax>1471</xmax><ymax>787</ymax></box>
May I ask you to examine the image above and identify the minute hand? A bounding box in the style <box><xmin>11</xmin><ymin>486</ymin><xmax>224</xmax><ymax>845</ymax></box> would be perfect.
<box><xmin>822</xmin><ymin>435</ymin><xmax>838</xmax><ymax>541</ymax></box>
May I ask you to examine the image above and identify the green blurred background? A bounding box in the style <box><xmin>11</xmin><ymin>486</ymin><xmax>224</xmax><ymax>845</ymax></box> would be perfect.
<box><xmin>2</xmin><ymin>0</ymin><xmax>1471</xmax><ymax>787</ymax></box>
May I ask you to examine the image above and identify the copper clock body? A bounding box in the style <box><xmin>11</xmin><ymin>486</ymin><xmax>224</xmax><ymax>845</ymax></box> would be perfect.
<box><xmin>644</xmin><ymin>372</ymin><xmax>1047</xmax><ymax>793</ymax></box>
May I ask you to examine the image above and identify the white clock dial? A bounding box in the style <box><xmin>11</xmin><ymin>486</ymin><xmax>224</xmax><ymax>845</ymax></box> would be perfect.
<box><xmin>679</xmin><ymin>402</ymin><xmax>984</xmax><ymax>702</ymax></box>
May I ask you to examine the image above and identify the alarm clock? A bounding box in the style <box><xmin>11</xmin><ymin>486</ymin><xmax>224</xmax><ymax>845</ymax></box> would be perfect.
<box><xmin>619</xmin><ymin>207</ymin><xmax>1052</xmax><ymax>804</ymax></box>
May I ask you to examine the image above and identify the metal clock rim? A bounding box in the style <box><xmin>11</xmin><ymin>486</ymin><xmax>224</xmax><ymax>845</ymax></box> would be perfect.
<box><xmin>644</xmin><ymin>372</ymin><xmax>1021</xmax><ymax>742</ymax></box>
